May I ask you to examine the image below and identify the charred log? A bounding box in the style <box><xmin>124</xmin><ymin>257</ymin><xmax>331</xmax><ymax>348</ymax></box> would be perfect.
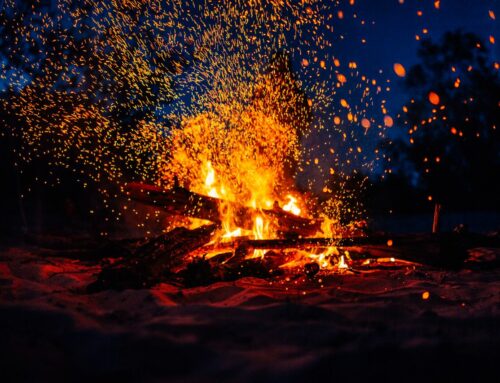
<box><xmin>191</xmin><ymin>233</ymin><xmax>472</xmax><ymax>268</ymax></box>
<box><xmin>179</xmin><ymin>256</ymin><xmax>281</xmax><ymax>287</ymax></box>
<box><xmin>188</xmin><ymin>236</ymin><xmax>387</xmax><ymax>258</ymax></box>
<box><xmin>123</xmin><ymin>182</ymin><xmax>322</xmax><ymax>237</ymax></box>
<box><xmin>87</xmin><ymin>224</ymin><xmax>217</xmax><ymax>292</ymax></box>
<box><xmin>85</xmin><ymin>226</ymin><xmax>496</xmax><ymax>291</ymax></box>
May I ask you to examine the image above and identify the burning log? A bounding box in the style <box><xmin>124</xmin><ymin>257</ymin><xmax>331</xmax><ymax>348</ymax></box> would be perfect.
<box><xmin>124</xmin><ymin>182</ymin><xmax>322</xmax><ymax>236</ymax></box>
<box><xmin>189</xmin><ymin>236</ymin><xmax>386</xmax><ymax>257</ymax></box>
<box><xmin>85</xmin><ymin>229</ymin><xmax>493</xmax><ymax>291</ymax></box>
<box><xmin>190</xmin><ymin>233</ymin><xmax>470</xmax><ymax>268</ymax></box>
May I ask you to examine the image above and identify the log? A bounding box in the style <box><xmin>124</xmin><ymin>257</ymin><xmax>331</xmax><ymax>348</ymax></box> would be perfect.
<box><xmin>189</xmin><ymin>236</ymin><xmax>387</xmax><ymax>256</ymax></box>
<box><xmin>123</xmin><ymin>182</ymin><xmax>322</xmax><ymax>236</ymax></box>
<box><xmin>190</xmin><ymin>233</ymin><xmax>471</xmax><ymax>268</ymax></box>
<box><xmin>86</xmin><ymin>230</ymin><xmax>494</xmax><ymax>290</ymax></box>
<box><xmin>87</xmin><ymin>224</ymin><xmax>217</xmax><ymax>291</ymax></box>
<box><xmin>344</xmin><ymin>233</ymin><xmax>469</xmax><ymax>268</ymax></box>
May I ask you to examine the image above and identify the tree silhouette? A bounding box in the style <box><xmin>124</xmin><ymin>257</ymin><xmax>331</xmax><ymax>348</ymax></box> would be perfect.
<box><xmin>0</xmin><ymin>1</ymin><xmax>194</xmax><ymax>233</ymax></box>
<box><xmin>386</xmin><ymin>31</ymin><xmax>500</xmax><ymax>210</ymax></box>
<box><xmin>1</xmin><ymin>1</ymin><xmax>196</xmax><ymax>183</ymax></box>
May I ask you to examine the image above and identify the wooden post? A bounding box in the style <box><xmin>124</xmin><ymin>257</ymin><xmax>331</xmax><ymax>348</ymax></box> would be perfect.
<box><xmin>432</xmin><ymin>203</ymin><xmax>442</xmax><ymax>233</ymax></box>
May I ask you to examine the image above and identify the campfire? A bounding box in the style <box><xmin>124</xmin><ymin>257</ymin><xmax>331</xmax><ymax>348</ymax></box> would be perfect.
<box><xmin>107</xmin><ymin>81</ymin><xmax>370</xmax><ymax>287</ymax></box>
<box><xmin>88</xmin><ymin>103</ymin><xmax>469</xmax><ymax>291</ymax></box>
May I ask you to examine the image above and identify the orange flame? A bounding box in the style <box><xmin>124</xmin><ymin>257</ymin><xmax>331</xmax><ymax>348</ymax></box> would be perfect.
<box><xmin>282</xmin><ymin>195</ymin><xmax>301</xmax><ymax>216</ymax></box>
<box><xmin>159</xmin><ymin>85</ymin><xmax>346</xmax><ymax>270</ymax></box>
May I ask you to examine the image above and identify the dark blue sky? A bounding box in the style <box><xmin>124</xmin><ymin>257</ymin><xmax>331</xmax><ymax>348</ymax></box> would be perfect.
<box><xmin>341</xmin><ymin>0</ymin><xmax>498</xmax><ymax>107</ymax></box>
<box><xmin>299</xmin><ymin>0</ymin><xmax>498</xmax><ymax>186</ymax></box>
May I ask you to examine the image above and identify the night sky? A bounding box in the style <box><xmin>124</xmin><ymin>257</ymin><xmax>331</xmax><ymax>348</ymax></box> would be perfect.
<box><xmin>301</xmin><ymin>0</ymin><xmax>499</xmax><ymax>183</ymax></box>
<box><xmin>345</xmin><ymin>0</ymin><xmax>498</xmax><ymax>107</ymax></box>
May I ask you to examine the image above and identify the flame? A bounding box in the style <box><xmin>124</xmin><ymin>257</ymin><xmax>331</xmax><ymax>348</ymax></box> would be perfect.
<box><xmin>307</xmin><ymin>246</ymin><xmax>339</xmax><ymax>269</ymax></box>
<box><xmin>204</xmin><ymin>161</ymin><xmax>219</xmax><ymax>198</ymax></box>
<box><xmin>159</xmin><ymin>80</ymin><xmax>347</xmax><ymax>271</ymax></box>
<box><xmin>282</xmin><ymin>195</ymin><xmax>301</xmax><ymax>216</ymax></box>
<box><xmin>252</xmin><ymin>215</ymin><xmax>268</xmax><ymax>258</ymax></box>
<box><xmin>167</xmin><ymin>122</ymin><xmax>348</xmax><ymax>270</ymax></box>
<box><xmin>222</xmin><ymin>227</ymin><xmax>242</xmax><ymax>240</ymax></box>
<box><xmin>338</xmin><ymin>254</ymin><xmax>349</xmax><ymax>270</ymax></box>
<box><xmin>254</xmin><ymin>216</ymin><xmax>265</xmax><ymax>239</ymax></box>
<box><xmin>165</xmin><ymin>119</ymin><xmax>352</xmax><ymax>272</ymax></box>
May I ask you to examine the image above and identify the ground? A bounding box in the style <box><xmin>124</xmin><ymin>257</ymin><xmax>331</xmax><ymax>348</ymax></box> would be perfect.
<box><xmin>1</xmin><ymin>243</ymin><xmax>499</xmax><ymax>382</ymax></box>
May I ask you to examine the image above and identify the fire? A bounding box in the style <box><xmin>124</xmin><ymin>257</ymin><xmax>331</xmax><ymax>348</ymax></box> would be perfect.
<box><xmin>200</xmin><ymin>158</ymin><xmax>277</xmax><ymax>244</ymax></box>
<box><xmin>307</xmin><ymin>246</ymin><xmax>339</xmax><ymax>269</ymax></box>
<box><xmin>221</xmin><ymin>228</ymin><xmax>242</xmax><ymax>240</ymax></box>
<box><xmin>252</xmin><ymin>216</ymin><xmax>267</xmax><ymax>258</ymax></box>
<box><xmin>204</xmin><ymin>161</ymin><xmax>219</xmax><ymax>198</ymax></box>
<box><xmin>282</xmin><ymin>195</ymin><xmax>301</xmax><ymax>216</ymax></box>
<box><xmin>338</xmin><ymin>254</ymin><xmax>349</xmax><ymax>270</ymax></box>
<box><xmin>254</xmin><ymin>216</ymin><xmax>265</xmax><ymax>239</ymax></box>
<box><xmin>149</xmin><ymin>35</ymin><xmax>361</xmax><ymax>275</ymax></box>
<box><xmin>197</xmin><ymin>159</ymin><xmax>351</xmax><ymax>272</ymax></box>
<box><xmin>160</xmin><ymin>107</ymin><xmax>348</xmax><ymax>272</ymax></box>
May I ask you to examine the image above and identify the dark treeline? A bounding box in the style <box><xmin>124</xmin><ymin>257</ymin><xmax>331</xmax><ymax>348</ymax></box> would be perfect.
<box><xmin>375</xmin><ymin>31</ymin><xmax>499</xmax><ymax>214</ymax></box>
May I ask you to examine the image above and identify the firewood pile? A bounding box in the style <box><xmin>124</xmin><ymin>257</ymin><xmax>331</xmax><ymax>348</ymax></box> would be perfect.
<box><xmin>31</xmin><ymin>183</ymin><xmax>498</xmax><ymax>292</ymax></box>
